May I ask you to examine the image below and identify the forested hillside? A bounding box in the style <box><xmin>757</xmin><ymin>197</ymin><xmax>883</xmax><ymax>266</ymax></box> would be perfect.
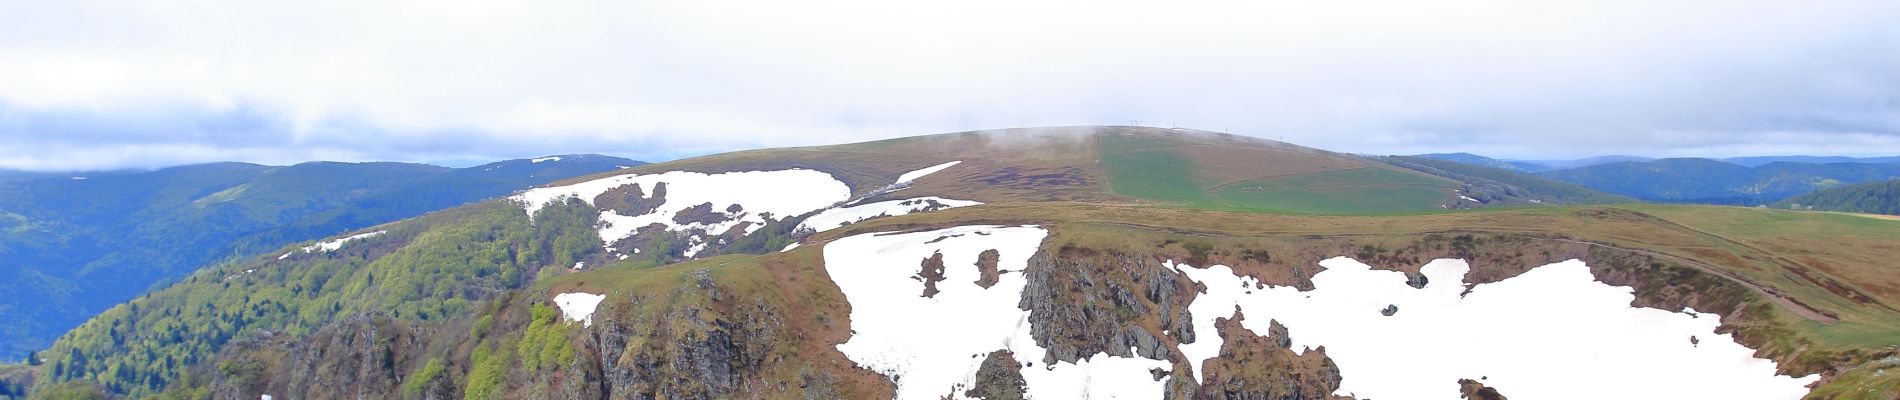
<box><xmin>1773</xmin><ymin>180</ymin><xmax>1900</xmax><ymax>215</ymax></box>
<box><xmin>1535</xmin><ymin>159</ymin><xmax>1900</xmax><ymax>204</ymax></box>
<box><xmin>1382</xmin><ymin>156</ymin><xmax>1638</xmax><ymax>205</ymax></box>
<box><xmin>0</xmin><ymin>155</ymin><xmax>639</xmax><ymax>359</ymax></box>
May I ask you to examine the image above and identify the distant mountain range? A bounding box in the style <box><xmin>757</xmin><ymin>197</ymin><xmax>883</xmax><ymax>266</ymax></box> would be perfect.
<box><xmin>1414</xmin><ymin>152</ymin><xmax>1900</xmax><ymax>206</ymax></box>
<box><xmin>1381</xmin><ymin>156</ymin><xmax>1638</xmax><ymax>205</ymax></box>
<box><xmin>1721</xmin><ymin>156</ymin><xmax>1900</xmax><ymax>167</ymax></box>
<box><xmin>0</xmin><ymin>155</ymin><xmax>641</xmax><ymax>357</ymax></box>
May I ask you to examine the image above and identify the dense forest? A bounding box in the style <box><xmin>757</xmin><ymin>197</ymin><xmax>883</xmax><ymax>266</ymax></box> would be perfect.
<box><xmin>28</xmin><ymin>200</ymin><xmax>603</xmax><ymax>398</ymax></box>
<box><xmin>0</xmin><ymin>156</ymin><xmax>637</xmax><ymax>359</ymax></box>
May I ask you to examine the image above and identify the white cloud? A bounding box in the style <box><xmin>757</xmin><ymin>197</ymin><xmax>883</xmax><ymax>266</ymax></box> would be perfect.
<box><xmin>1</xmin><ymin>0</ymin><xmax>1897</xmax><ymax>169</ymax></box>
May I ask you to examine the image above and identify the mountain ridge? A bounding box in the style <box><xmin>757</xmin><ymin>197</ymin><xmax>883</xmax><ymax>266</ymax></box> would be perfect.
<box><xmin>10</xmin><ymin>127</ymin><xmax>1900</xmax><ymax>399</ymax></box>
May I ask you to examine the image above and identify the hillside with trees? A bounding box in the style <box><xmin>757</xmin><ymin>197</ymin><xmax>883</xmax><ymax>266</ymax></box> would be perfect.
<box><xmin>1773</xmin><ymin>179</ymin><xmax>1900</xmax><ymax>215</ymax></box>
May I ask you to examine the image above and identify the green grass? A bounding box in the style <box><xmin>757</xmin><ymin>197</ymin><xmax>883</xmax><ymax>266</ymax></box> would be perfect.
<box><xmin>1099</xmin><ymin>135</ymin><xmax>1222</xmax><ymax>207</ymax></box>
<box><xmin>1101</xmin><ymin>133</ymin><xmax>1455</xmax><ymax>214</ymax></box>
<box><xmin>1625</xmin><ymin>204</ymin><xmax>1900</xmax><ymax>236</ymax></box>
<box><xmin>1210</xmin><ymin>168</ymin><xmax>1454</xmax><ymax>214</ymax></box>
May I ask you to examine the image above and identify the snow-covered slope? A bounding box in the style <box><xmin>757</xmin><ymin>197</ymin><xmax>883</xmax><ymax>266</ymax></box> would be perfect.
<box><xmin>1174</xmin><ymin>257</ymin><xmax>1818</xmax><ymax>400</ymax></box>
<box><xmin>825</xmin><ymin>225</ymin><xmax>1173</xmax><ymax>399</ymax></box>
<box><xmin>826</xmin><ymin>223</ymin><xmax>1817</xmax><ymax>399</ymax></box>
<box><xmin>511</xmin><ymin>169</ymin><xmax>850</xmax><ymax>257</ymax></box>
<box><xmin>798</xmin><ymin>197</ymin><xmax>982</xmax><ymax>233</ymax></box>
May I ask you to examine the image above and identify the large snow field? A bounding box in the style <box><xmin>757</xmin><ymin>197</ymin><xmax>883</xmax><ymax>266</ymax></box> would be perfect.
<box><xmin>552</xmin><ymin>292</ymin><xmax>607</xmax><ymax>327</ymax></box>
<box><xmin>510</xmin><ymin>169</ymin><xmax>851</xmax><ymax>255</ymax></box>
<box><xmin>826</xmin><ymin>225</ymin><xmax>1172</xmax><ymax>400</ymax></box>
<box><xmin>798</xmin><ymin>197</ymin><xmax>983</xmax><ymax>233</ymax></box>
<box><xmin>1174</xmin><ymin>257</ymin><xmax>1818</xmax><ymax>400</ymax></box>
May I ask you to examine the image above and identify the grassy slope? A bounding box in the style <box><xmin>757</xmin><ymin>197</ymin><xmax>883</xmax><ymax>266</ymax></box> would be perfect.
<box><xmin>1210</xmin><ymin>168</ymin><xmax>1454</xmax><ymax>214</ymax></box>
<box><xmin>1098</xmin><ymin>130</ymin><xmax>1458</xmax><ymax>214</ymax></box>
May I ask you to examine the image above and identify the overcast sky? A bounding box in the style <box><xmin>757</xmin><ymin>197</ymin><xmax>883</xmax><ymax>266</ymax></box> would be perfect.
<box><xmin>2</xmin><ymin>0</ymin><xmax>1897</xmax><ymax>171</ymax></box>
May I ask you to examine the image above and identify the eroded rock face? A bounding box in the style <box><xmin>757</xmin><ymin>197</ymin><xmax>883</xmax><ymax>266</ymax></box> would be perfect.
<box><xmin>1190</xmin><ymin>310</ymin><xmax>1346</xmax><ymax>400</ymax></box>
<box><xmin>590</xmin><ymin>270</ymin><xmax>783</xmax><ymax>400</ymax></box>
<box><xmin>1019</xmin><ymin>249</ymin><xmax>1188</xmax><ymax>365</ymax></box>
<box><xmin>207</xmin><ymin>316</ymin><xmax>446</xmax><ymax>400</ymax></box>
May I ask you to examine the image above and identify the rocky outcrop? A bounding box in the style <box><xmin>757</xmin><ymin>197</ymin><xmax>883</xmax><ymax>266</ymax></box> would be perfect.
<box><xmin>588</xmin><ymin>269</ymin><xmax>785</xmax><ymax>400</ymax></box>
<box><xmin>974</xmin><ymin>249</ymin><xmax>1003</xmax><ymax>289</ymax></box>
<box><xmin>918</xmin><ymin>253</ymin><xmax>947</xmax><ymax>298</ymax></box>
<box><xmin>1188</xmin><ymin>310</ymin><xmax>1349</xmax><ymax>400</ymax></box>
<box><xmin>965</xmin><ymin>351</ymin><xmax>1028</xmax><ymax>400</ymax></box>
<box><xmin>598</xmin><ymin>182</ymin><xmax>667</xmax><ymax>217</ymax></box>
<box><xmin>1018</xmin><ymin>248</ymin><xmax>1189</xmax><ymax>365</ymax></box>
<box><xmin>1458</xmin><ymin>378</ymin><xmax>1508</xmax><ymax>400</ymax></box>
<box><xmin>671</xmin><ymin>203</ymin><xmax>729</xmax><ymax>226</ymax></box>
<box><xmin>205</xmin><ymin>315</ymin><xmax>439</xmax><ymax>400</ymax></box>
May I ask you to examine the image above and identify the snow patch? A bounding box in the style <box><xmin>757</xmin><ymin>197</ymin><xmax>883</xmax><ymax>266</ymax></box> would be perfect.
<box><xmin>780</xmin><ymin>242</ymin><xmax>800</xmax><ymax>252</ymax></box>
<box><xmin>531</xmin><ymin>156</ymin><xmax>563</xmax><ymax>163</ymax></box>
<box><xmin>552</xmin><ymin>292</ymin><xmax>607</xmax><ymax>327</ymax></box>
<box><xmin>896</xmin><ymin>160</ymin><xmax>962</xmax><ymax>184</ymax></box>
<box><xmin>511</xmin><ymin>169</ymin><xmax>850</xmax><ymax>257</ymax></box>
<box><xmin>284</xmin><ymin>230</ymin><xmax>386</xmax><ymax>258</ymax></box>
<box><xmin>799</xmin><ymin>197</ymin><xmax>983</xmax><ymax>233</ymax></box>
<box><xmin>846</xmin><ymin>160</ymin><xmax>965</xmax><ymax>206</ymax></box>
<box><xmin>826</xmin><ymin>225</ymin><xmax>1172</xmax><ymax>399</ymax></box>
<box><xmin>1174</xmin><ymin>257</ymin><xmax>1817</xmax><ymax>399</ymax></box>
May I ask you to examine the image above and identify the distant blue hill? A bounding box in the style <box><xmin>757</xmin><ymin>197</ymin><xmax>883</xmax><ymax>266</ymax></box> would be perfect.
<box><xmin>1721</xmin><ymin>155</ymin><xmax>1900</xmax><ymax>167</ymax></box>
<box><xmin>1411</xmin><ymin>153</ymin><xmax>1553</xmax><ymax>172</ymax></box>
<box><xmin>1507</xmin><ymin>155</ymin><xmax>1654</xmax><ymax>170</ymax></box>
<box><xmin>1536</xmin><ymin>159</ymin><xmax>1900</xmax><ymax>204</ymax></box>
<box><xmin>1411</xmin><ymin>152</ymin><xmax>1900</xmax><ymax>205</ymax></box>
